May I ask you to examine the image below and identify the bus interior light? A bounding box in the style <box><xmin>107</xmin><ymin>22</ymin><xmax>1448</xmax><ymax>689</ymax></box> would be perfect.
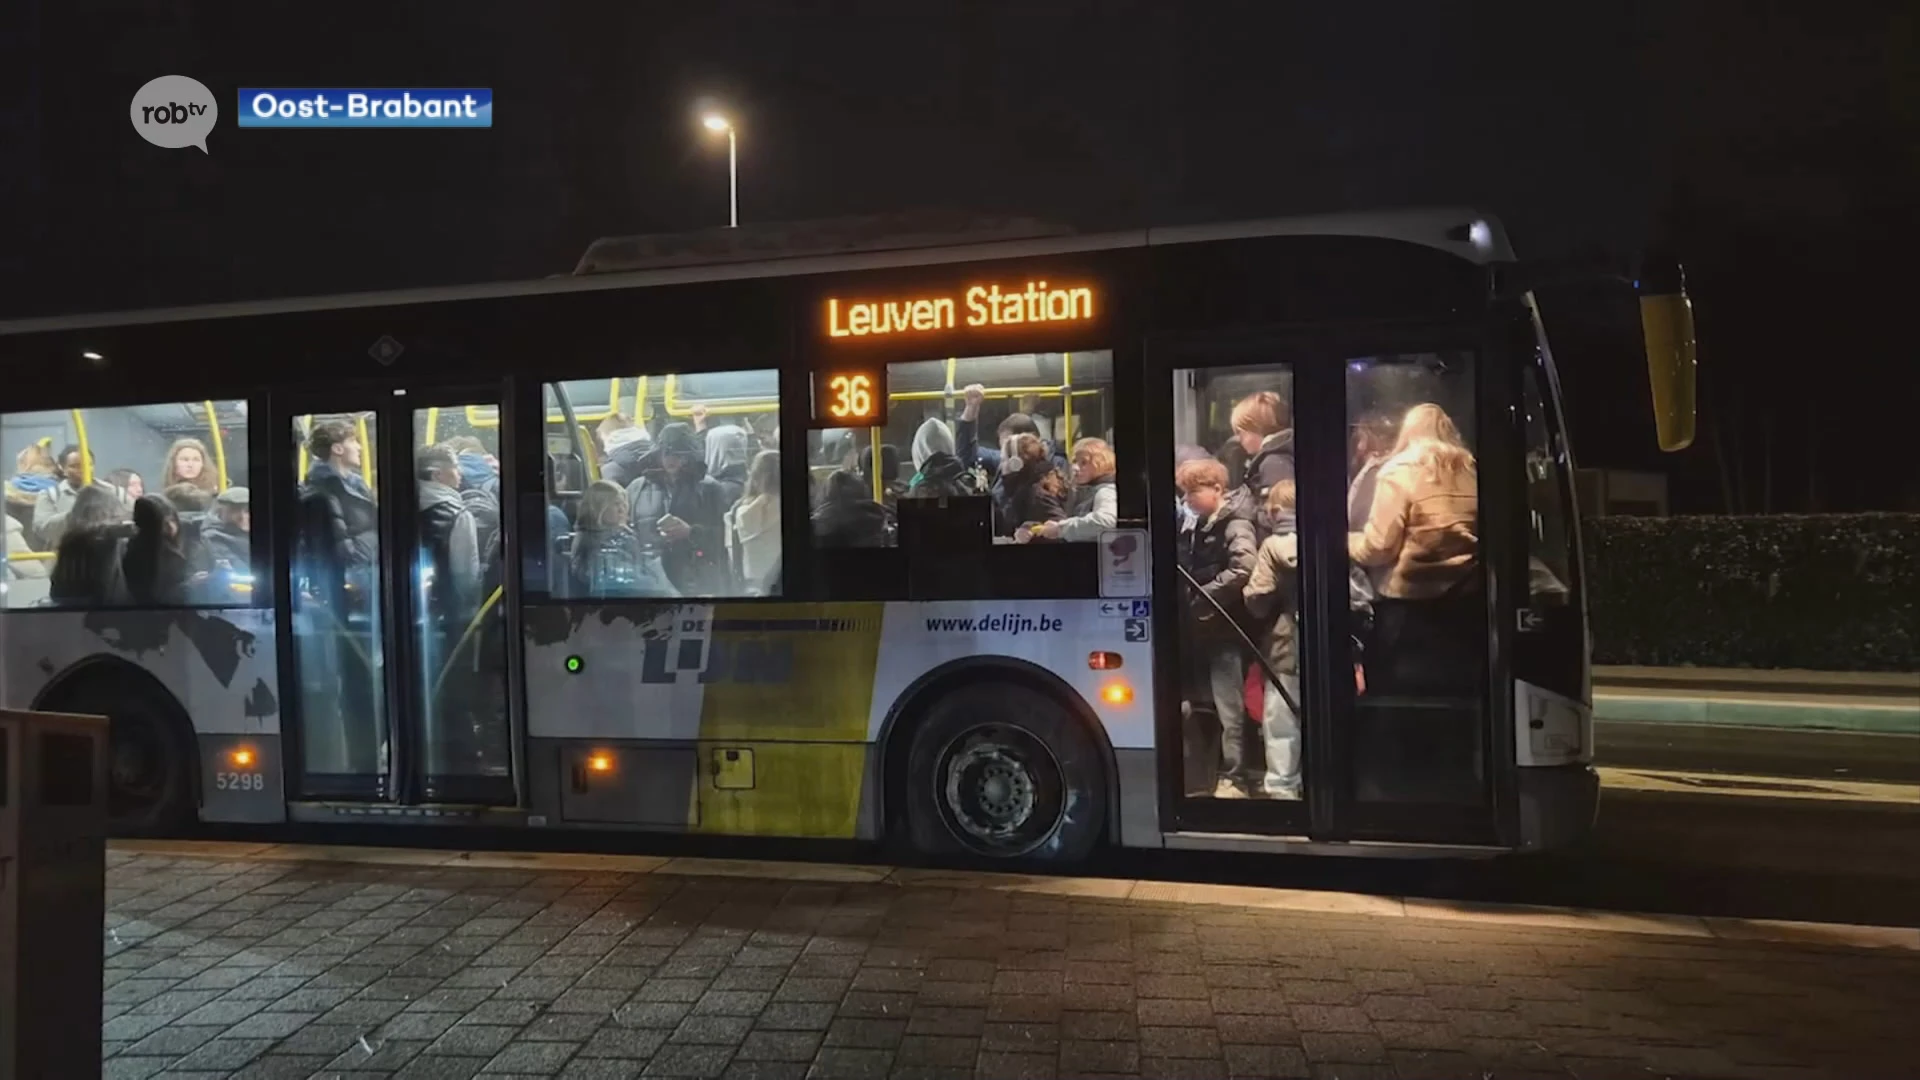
<box><xmin>1088</xmin><ymin>652</ymin><xmax>1122</xmax><ymax>670</ymax></box>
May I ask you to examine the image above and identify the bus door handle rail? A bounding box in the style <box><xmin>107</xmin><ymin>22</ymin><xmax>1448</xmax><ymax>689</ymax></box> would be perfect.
<box><xmin>1175</xmin><ymin>564</ymin><xmax>1301</xmax><ymax>718</ymax></box>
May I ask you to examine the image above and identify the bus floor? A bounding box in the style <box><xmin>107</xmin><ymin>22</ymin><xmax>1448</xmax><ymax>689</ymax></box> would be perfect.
<box><xmin>102</xmin><ymin>839</ymin><xmax>1916</xmax><ymax>1080</ymax></box>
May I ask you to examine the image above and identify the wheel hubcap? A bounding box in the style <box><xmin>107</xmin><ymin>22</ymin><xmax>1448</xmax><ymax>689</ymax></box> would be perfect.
<box><xmin>936</xmin><ymin>724</ymin><xmax>1065</xmax><ymax>857</ymax></box>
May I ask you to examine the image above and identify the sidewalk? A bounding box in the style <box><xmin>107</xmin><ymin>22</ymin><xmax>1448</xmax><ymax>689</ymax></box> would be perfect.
<box><xmin>102</xmin><ymin>842</ymin><xmax>1918</xmax><ymax>1079</ymax></box>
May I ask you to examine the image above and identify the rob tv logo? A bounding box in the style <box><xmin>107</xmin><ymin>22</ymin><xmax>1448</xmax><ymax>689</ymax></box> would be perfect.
<box><xmin>130</xmin><ymin>75</ymin><xmax>218</xmax><ymax>153</ymax></box>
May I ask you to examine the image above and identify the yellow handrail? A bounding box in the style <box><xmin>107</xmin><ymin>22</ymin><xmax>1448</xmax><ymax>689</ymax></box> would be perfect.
<box><xmin>1061</xmin><ymin>352</ymin><xmax>1074</xmax><ymax>448</ymax></box>
<box><xmin>354</xmin><ymin>414</ymin><xmax>376</xmax><ymax>493</ymax></box>
<box><xmin>203</xmin><ymin>400</ymin><xmax>230</xmax><ymax>490</ymax></box>
<box><xmin>6</xmin><ymin>551</ymin><xmax>55</xmax><ymax>562</ymax></box>
<box><xmin>424</xmin><ymin>407</ymin><xmax>440</xmax><ymax>446</ymax></box>
<box><xmin>432</xmin><ymin>585</ymin><xmax>504</xmax><ymax>703</ymax></box>
<box><xmin>70</xmin><ymin>408</ymin><xmax>93</xmax><ymax>486</ymax></box>
<box><xmin>661</xmin><ymin>374</ymin><xmax>777</xmax><ymax>418</ymax></box>
<box><xmin>890</xmin><ymin>388</ymin><xmax>1101</xmax><ymax>403</ymax></box>
<box><xmin>868</xmin><ymin>427</ymin><xmax>884</xmax><ymax>504</ymax></box>
<box><xmin>578</xmin><ymin>425</ymin><xmax>600</xmax><ymax>481</ymax></box>
<box><xmin>297</xmin><ymin>415</ymin><xmax>312</xmax><ymax>483</ymax></box>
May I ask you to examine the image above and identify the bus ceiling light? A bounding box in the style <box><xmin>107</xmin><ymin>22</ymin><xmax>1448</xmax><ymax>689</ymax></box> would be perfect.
<box><xmin>1101</xmin><ymin>681</ymin><xmax>1133</xmax><ymax>706</ymax></box>
<box><xmin>1467</xmin><ymin>219</ymin><xmax>1493</xmax><ymax>253</ymax></box>
<box><xmin>81</xmin><ymin>350</ymin><xmax>104</xmax><ymax>361</ymax></box>
<box><xmin>1088</xmin><ymin>651</ymin><xmax>1123</xmax><ymax>670</ymax></box>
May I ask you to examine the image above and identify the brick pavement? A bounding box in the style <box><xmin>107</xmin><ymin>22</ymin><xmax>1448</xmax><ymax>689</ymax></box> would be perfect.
<box><xmin>101</xmin><ymin>847</ymin><xmax>1920</xmax><ymax>1080</ymax></box>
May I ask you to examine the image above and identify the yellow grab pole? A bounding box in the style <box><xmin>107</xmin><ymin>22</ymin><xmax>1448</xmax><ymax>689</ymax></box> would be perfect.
<box><xmin>69</xmin><ymin>409</ymin><xmax>93</xmax><ymax>485</ymax></box>
<box><xmin>203</xmin><ymin>400</ymin><xmax>230</xmax><ymax>490</ymax></box>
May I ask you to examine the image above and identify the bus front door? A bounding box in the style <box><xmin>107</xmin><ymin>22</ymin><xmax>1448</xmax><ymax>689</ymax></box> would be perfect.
<box><xmin>276</xmin><ymin>385</ymin><xmax>521</xmax><ymax>809</ymax></box>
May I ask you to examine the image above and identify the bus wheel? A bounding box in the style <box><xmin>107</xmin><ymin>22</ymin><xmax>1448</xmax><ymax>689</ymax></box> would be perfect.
<box><xmin>46</xmin><ymin>677</ymin><xmax>194</xmax><ymax>836</ymax></box>
<box><xmin>901</xmin><ymin>682</ymin><xmax>1106</xmax><ymax>863</ymax></box>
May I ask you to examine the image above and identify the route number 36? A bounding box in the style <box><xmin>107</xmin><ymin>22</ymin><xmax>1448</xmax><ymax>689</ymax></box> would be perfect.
<box><xmin>216</xmin><ymin>771</ymin><xmax>265</xmax><ymax>791</ymax></box>
<box><xmin>828</xmin><ymin>374</ymin><xmax>874</xmax><ymax>420</ymax></box>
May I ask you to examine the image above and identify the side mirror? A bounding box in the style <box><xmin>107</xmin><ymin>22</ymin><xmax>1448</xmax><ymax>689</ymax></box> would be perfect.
<box><xmin>1637</xmin><ymin>255</ymin><xmax>1697</xmax><ymax>452</ymax></box>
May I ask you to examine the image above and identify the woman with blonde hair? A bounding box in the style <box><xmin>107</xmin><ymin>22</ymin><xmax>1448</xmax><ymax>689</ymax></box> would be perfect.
<box><xmin>1230</xmin><ymin>390</ymin><xmax>1295</xmax><ymax>529</ymax></box>
<box><xmin>1348</xmin><ymin>402</ymin><xmax>1479</xmax><ymax>694</ymax></box>
<box><xmin>162</xmin><ymin>437</ymin><xmax>219</xmax><ymax>495</ymax></box>
<box><xmin>727</xmin><ymin>450</ymin><xmax>782</xmax><ymax>595</ymax></box>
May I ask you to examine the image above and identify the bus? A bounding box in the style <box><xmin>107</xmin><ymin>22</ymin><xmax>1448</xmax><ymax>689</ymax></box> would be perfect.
<box><xmin>0</xmin><ymin>208</ymin><xmax>1695</xmax><ymax>862</ymax></box>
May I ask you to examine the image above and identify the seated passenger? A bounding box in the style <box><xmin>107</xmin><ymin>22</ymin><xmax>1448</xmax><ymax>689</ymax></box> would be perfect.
<box><xmin>625</xmin><ymin>422</ymin><xmax>728</xmax><ymax>596</ymax></box>
<box><xmin>905</xmin><ymin>418</ymin><xmax>976</xmax><ymax>499</ymax></box>
<box><xmin>1176</xmin><ymin>457</ymin><xmax>1258</xmax><ymax>798</ymax></box>
<box><xmin>162</xmin><ymin>438</ymin><xmax>219</xmax><ymax>497</ymax></box>
<box><xmin>1348</xmin><ymin>403</ymin><xmax>1480</xmax><ymax>695</ymax></box>
<box><xmin>50</xmin><ymin>485</ymin><xmax>131</xmax><ymax>606</ymax></box>
<box><xmin>597</xmin><ymin>413</ymin><xmax>653</xmax><ymax>489</ymax></box>
<box><xmin>1025</xmin><ymin>437</ymin><xmax>1115</xmax><ymax>543</ymax></box>
<box><xmin>811</xmin><ymin>469</ymin><xmax>893</xmax><ymax>548</ymax></box>
<box><xmin>1242</xmin><ymin>479</ymin><xmax>1302</xmax><ymax>800</ymax></box>
<box><xmin>726</xmin><ymin>451</ymin><xmax>781</xmax><ymax>596</ymax></box>
<box><xmin>704</xmin><ymin>425</ymin><xmax>751</xmax><ymax>506</ymax></box>
<box><xmin>123</xmin><ymin>494</ymin><xmax>206</xmax><ymax>605</ymax></box>
<box><xmin>570</xmin><ymin>479</ymin><xmax>675</xmax><ymax>598</ymax></box>
<box><xmin>992</xmin><ymin>433</ymin><xmax>1067</xmax><ymax>538</ymax></box>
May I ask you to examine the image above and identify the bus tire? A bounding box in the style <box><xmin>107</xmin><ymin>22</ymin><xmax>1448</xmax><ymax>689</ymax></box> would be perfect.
<box><xmin>40</xmin><ymin>670</ymin><xmax>196</xmax><ymax>837</ymax></box>
<box><xmin>900</xmin><ymin>681</ymin><xmax>1106</xmax><ymax>864</ymax></box>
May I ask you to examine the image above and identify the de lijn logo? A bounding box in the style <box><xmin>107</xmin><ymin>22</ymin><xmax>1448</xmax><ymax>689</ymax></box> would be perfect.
<box><xmin>131</xmin><ymin>75</ymin><xmax>219</xmax><ymax>153</ymax></box>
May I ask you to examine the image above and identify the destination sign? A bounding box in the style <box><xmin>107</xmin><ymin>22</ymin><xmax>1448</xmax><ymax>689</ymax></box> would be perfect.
<box><xmin>825</xmin><ymin>281</ymin><xmax>1095</xmax><ymax>339</ymax></box>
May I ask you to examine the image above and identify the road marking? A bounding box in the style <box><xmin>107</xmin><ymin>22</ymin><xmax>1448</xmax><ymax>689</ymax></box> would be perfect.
<box><xmin>1599</xmin><ymin>767</ymin><xmax>1919</xmax><ymax>805</ymax></box>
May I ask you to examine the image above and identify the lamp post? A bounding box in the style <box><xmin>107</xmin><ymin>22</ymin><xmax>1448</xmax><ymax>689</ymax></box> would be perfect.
<box><xmin>703</xmin><ymin>114</ymin><xmax>737</xmax><ymax>228</ymax></box>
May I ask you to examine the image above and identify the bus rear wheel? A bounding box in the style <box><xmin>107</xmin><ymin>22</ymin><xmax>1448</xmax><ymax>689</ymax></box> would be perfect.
<box><xmin>900</xmin><ymin>682</ymin><xmax>1106</xmax><ymax>863</ymax></box>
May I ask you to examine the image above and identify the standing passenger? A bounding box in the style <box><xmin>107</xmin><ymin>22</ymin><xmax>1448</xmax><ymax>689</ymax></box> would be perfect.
<box><xmin>704</xmin><ymin>425</ymin><xmax>751</xmax><ymax>506</ymax></box>
<box><xmin>625</xmin><ymin>422</ymin><xmax>729</xmax><ymax>596</ymax></box>
<box><xmin>416</xmin><ymin>445</ymin><xmax>483</xmax><ymax>615</ymax></box>
<box><xmin>597</xmin><ymin>413</ymin><xmax>653</xmax><ymax>488</ymax></box>
<box><xmin>905</xmin><ymin>419</ymin><xmax>974</xmax><ymax>499</ymax></box>
<box><xmin>123</xmin><ymin>495</ymin><xmax>205</xmax><ymax>605</ymax></box>
<box><xmin>49</xmin><ymin>485</ymin><xmax>130</xmax><ymax>606</ymax></box>
<box><xmin>1176</xmin><ymin>457</ymin><xmax>1259</xmax><ymax>798</ymax></box>
<box><xmin>301</xmin><ymin>421</ymin><xmax>378</xmax><ymax>573</ymax></box>
<box><xmin>727</xmin><ymin>451</ymin><xmax>782</xmax><ymax>596</ymax></box>
<box><xmin>1231</xmin><ymin>391</ymin><xmax>1295</xmax><ymax>532</ymax></box>
<box><xmin>34</xmin><ymin>444</ymin><xmax>114</xmax><ymax>550</ymax></box>
<box><xmin>1242</xmin><ymin>479</ymin><xmax>1302</xmax><ymax>800</ymax></box>
<box><xmin>992</xmin><ymin>433</ymin><xmax>1068</xmax><ymax>538</ymax></box>
<box><xmin>1027</xmin><ymin>438</ymin><xmax>1116</xmax><ymax>542</ymax></box>
<box><xmin>162</xmin><ymin>438</ymin><xmax>219</xmax><ymax>496</ymax></box>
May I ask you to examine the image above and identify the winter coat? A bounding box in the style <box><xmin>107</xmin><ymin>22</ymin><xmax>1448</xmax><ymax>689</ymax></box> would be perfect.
<box><xmin>34</xmin><ymin>479</ymin><xmax>121</xmax><ymax>550</ymax></box>
<box><xmin>992</xmin><ymin>462</ymin><xmax>1068</xmax><ymax>537</ymax></box>
<box><xmin>568</xmin><ymin>524</ymin><xmax>676</xmax><ymax>598</ymax></box>
<box><xmin>703</xmin><ymin>426</ymin><xmax>751</xmax><ymax>507</ymax></box>
<box><xmin>456</xmin><ymin>453</ymin><xmax>503</xmax><ymax>561</ymax></box>
<box><xmin>954</xmin><ymin>416</ymin><xmax>1068</xmax><ymax>476</ymax></box>
<box><xmin>1349</xmin><ymin>451</ymin><xmax>1478</xmax><ymax>599</ymax></box>
<box><xmin>811</xmin><ymin>472</ymin><xmax>894</xmax><ymax>548</ymax></box>
<box><xmin>726</xmin><ymin>493</ymin><xmax>781</xmax><ymax>595</ymax></box>
<box><xmin>625</xmin><ymin>424</ymin><xmax>730</xmax><ymax>596</ymax></box>
<box><xmin>5</xmin><ymin>514</ymin><xmax>47</xmax><ymax>578</ymax></box>
<box><xmin>50</xmin><ymin>529</ymin><xmax>127</xmax><ymax>606</ymax></box>
<box><xmin>1243</xmin><ymin>523</ymin><xmax>1299</xmax><ymax>675</ymax></box>
<box><xmin>1243</xmin><ymin>429</ymin><xmax>1296</xmax><ymax>535</ymax></box>
<box><xmin>1054</xmin><ymin>476</ymin><xmax>1117</xmax><ymax>542</ymax></box>
<box><xmin>418</xmin><ymin>479</ymin><xmax>482</xmax><ymax>612</ymax></box>
<box><xmin>300</xmin><ymin>460</ymin><xmax>379</xmax><ymax>572</ymax></box>
<box><xmin>598</xmin><ymin>426</ymin><xmax>653</xmax><ymax>489</ymax></box>
<box><xmin>1179</xmin><ymin>487</ymin><xmax>1257</xmax><ymax>640</ymax></box>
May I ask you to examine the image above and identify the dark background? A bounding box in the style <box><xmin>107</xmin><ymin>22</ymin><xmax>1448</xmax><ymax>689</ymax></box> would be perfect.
<box><xmin>3</xmin><ymin>2</ymin><xmax>1912</xmax><ymax>512</ymax></box>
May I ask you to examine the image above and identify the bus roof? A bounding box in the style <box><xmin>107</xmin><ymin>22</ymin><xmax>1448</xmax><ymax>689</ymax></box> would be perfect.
<box><xmin>0</xmin><ymin>207</ymin><xmax>1511</xmax><ymax>337</ymax></box>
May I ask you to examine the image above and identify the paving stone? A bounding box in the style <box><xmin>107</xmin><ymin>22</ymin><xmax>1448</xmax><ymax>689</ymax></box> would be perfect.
<box><xmin>428</xmin><ymin>1023</ymin><xmax>524</xmax><ymax>1057</ymax></box>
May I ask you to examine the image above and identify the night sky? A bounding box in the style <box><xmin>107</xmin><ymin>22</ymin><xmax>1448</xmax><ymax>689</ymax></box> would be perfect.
<box><xmin>5</xmin><ymin>2</ymin><xmax>1913</xmax><ymax>511</ymax></box>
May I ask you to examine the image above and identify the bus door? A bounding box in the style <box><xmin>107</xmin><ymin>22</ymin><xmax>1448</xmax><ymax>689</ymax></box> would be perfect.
<box><xmin>272</xmin><ymin>383</ymin><xmax>522</xmax><ymax>809</ymax></box>
<box><xmin>1152</xmin><ymin>337</ymin><xmax>1508</xmax><ymax>848</ymax></box>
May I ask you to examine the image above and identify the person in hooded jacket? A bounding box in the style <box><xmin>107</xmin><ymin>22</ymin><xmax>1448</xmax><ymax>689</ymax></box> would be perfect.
<box><xmin>811</xmin><ymin>469</ymin><xmax>894</xmax><ymax>548</ymax></box>
<box><xmin>597</xmin><ymin>413</ymin><xmax>653</xmax><ymax>489</ymax></box>
<box><xmin>703</xmin><ymin>424</ymin><xmax>751</xmax><ymax>506</ymax></box>
<box><xmin>625</xmin><ymin>422</ymin><xmax>729</xmax><ymax>596</ymax></box>
<box><xmin>1242</xmin><ymin>479</ymin><xmax>1303</xmax><ymax>799</ymax></box>
<box><xmin>416</xmin><ymin>445</ymin><xmax>484</xmax><ymax>616</ymax></box>
<box><xmin>1026</xmin><ymin>438</ymin><xmax>1116</xmax><ymax>543</ymax></box>
<box><xmin>123</xmin><ymin>494</ymin><xmax>208</xmax><ymax>606</ymax></box>
<box><xmin>991</xmin><ymin>433</ymin><xmax>1068</xmax><ymax>538</ymax></box>
<box><xmin>904</xmin><ymin>418</ymin><xmax>976</xmax><ymax>499</ymax></box>
<box><xmin>50</xmin><ymin>484</ymin><xmax>131</xmax><ymax>606</ymax></box>
<box><xmin>1176</xmin><ymin>457</ymin><xmax>1260</xmax><ymax>798</ymax></box>
<box><xmin>444</xmin><ymin>435</ymin><xmax>504</xmax><ymax>569</ymax></box>
<box><xmin>1230</xmin><ymin>391</ymin><xmax>1296</xmax><ymax>533</ymax></box>
<box><xmin>857</xmin><ymin>443</ymin><xmax>908</xmax><ymax>509</ymax></box>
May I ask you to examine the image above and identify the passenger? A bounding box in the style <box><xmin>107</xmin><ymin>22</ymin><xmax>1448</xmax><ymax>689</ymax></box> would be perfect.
<box><xmin>726</xmin><ymin>451</ymin><xmax>781</xmax><ymax>595</ymax></box>
<box><xmin>1025</xmin><ymin>438</ymin><xmax>1116</xmax><ymax>543</ymax></box>
<box><xmin>905</xmin><ymin>418</ymin><xmax>975</xmax><ymax>499</ymax></box>
<box><xmin>6</xmin><ymin>443</ymin><xmax>58</xmax><ymax>540</ymax></box>
<box><xmin>1349</xmin><ymin>403</ymin><xmax>1480</xmax><ymax>695</ymax></box>
<box><xmin>123</xmin><ymin>494</ymin><xmax>206</xmax><ymax>605</ymax></box>
<box><xmin>1347</xmin><ymin>411</ymin><xmax>1399</xmax><ymax>532</ymax></box>
<box><xmin>416</xmin><ymin>445</ymin><xmax>483</xmax><ymax>613</ymax></box>
<box><xmin>163</xmin><ymin>482</ymin><xmax>212</xmax><ymax>514</ymax></box>
<box><xmin>857</xmin><ymin>443</ymin><xmax>907</xmax><ymax>508</ymax></box>
<box><xmin>625</xmin><ymin>422</ymin><xmax>728</xmax><ymax>596</ymax></box>
<box><xmin>811</xmin><ymin>469</ymin><xmax>893</xmax><ymax>548</ymax></box>
<box><xmin>703</xmin><ymin>424</ymin><xmax>751</xmax><ymax>506</ymax></box>
<box><xmin>300</xmin><ymin>420</ymin><xmax>378</xmax><ymax>572</ymax></box>
<box><xmin>5</xmin><ymin>513</ymin><xmax>46</xmax><ymax>579</ymax></box>
<box><xmin>956</xmin><ymin>383</ymin><xmax>1067</xmax><ymax>474</ymax></box>
<box><xmin>49</xmin><ymin>485</ymin><xmax>130</xmax><ymax>605</ymax></box>
<box><xmin>596</xmin><ymin>413</ymin><xmax>653</xmax><ymax>489</ymax></box>
<box><xmin>33</xmin><ymin>444</ymin><xmax>115</xmax><ymax>550</ymax></box>
<box><xmin>1176</xmin><ymin>457</ymin><xmax>1258</xmax><ymax>798</ymax></box>
<box><xmin>444</xmin><ymin>435</ymin><xmax>503</xmax><ymax>566</ymax></box>
<box><xmin>203</xmin><ymin>486</ymin><xmax>250</xmax><ymax>570</ymax></box>
<box><xmin>992</xmin><ymin>433</ymin><xmax>1068</xmax><ymax>538</ymax></box>
<box><xmin>1231</xmin><ymin>391</ymin><xmax>1295</xmax><ymax>529</ymax></box>
<box><xmin>1242</xmin><ymin>479</ymin><xmax>1302</xmax><ymax>800</ymax></box>
<box><xmin>161</xmin><ymin>437</ymin><xmax>219</xmax><ymax>496</ymax></box>
<box><xmin>568</xmin><ymin>480</ymin><xmax>668</xmax><ymax>598</ymax></box>
<box><xmin>107</xmin><ymin>468</ymin><xmax>146</xmax><ymax>501</ymax></box>
<box><xmin>1173</xmin><ymin>443</ymin><xmax>1210</xmax><ymax>530</ymax></box>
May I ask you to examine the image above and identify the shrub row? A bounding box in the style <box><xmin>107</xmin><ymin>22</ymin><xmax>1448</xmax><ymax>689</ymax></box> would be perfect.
<box><xmin>1584</xmin><ymin>513</ymin><xmax>1919</xmax><ymax>672</ymax></box>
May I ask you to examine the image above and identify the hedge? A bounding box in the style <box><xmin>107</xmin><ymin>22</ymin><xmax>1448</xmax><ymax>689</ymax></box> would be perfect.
<box><xmin>1584</xmin><ymin>514</ymin><xmax>1920</xmax><ymax>672</ymax></box>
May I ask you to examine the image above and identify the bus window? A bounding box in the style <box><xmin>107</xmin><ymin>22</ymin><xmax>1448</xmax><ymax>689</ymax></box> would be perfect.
<box><xmin>808</xmin><ymin>350</ymin><xmax>1117</xmax><ymax>550</ymax></box>
<box><xmin>1345</xmin><ymin>352</ymin><xmax>1487</xmax><ymax>805</ymax></box>
<box><xmin>541</xmin><ymin>370</ymin><xmax>782</xmax><ymax>600</ymax></box>
<box><xmin>3</xmin><ymin>400</ymin><xmax>252</xmax><ymax>609</ymax></box>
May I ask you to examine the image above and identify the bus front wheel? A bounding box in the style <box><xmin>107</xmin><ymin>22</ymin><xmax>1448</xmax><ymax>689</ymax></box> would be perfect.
<box><xmin>42</xmin><ymin>673</ymin><xmax>196</xmax><ymax>837</ymax></box>
<box><xmin>900</xmin><ymin>682</ymin><xmax>1106</xmax><ymax>864</ymax></box>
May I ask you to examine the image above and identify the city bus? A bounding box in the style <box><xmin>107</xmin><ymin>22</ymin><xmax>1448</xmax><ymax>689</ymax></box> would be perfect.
<box><xmin>0</xmin><ymin>208</ymin><xmax>1695</xmax><ymax>862</ymax></box>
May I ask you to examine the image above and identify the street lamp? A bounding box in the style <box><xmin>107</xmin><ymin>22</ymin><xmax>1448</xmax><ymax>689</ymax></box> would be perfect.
<box><xmin>702</xmin><ymin>114</ymin><xmax>737</xmax><ymax>228</ymax></box>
